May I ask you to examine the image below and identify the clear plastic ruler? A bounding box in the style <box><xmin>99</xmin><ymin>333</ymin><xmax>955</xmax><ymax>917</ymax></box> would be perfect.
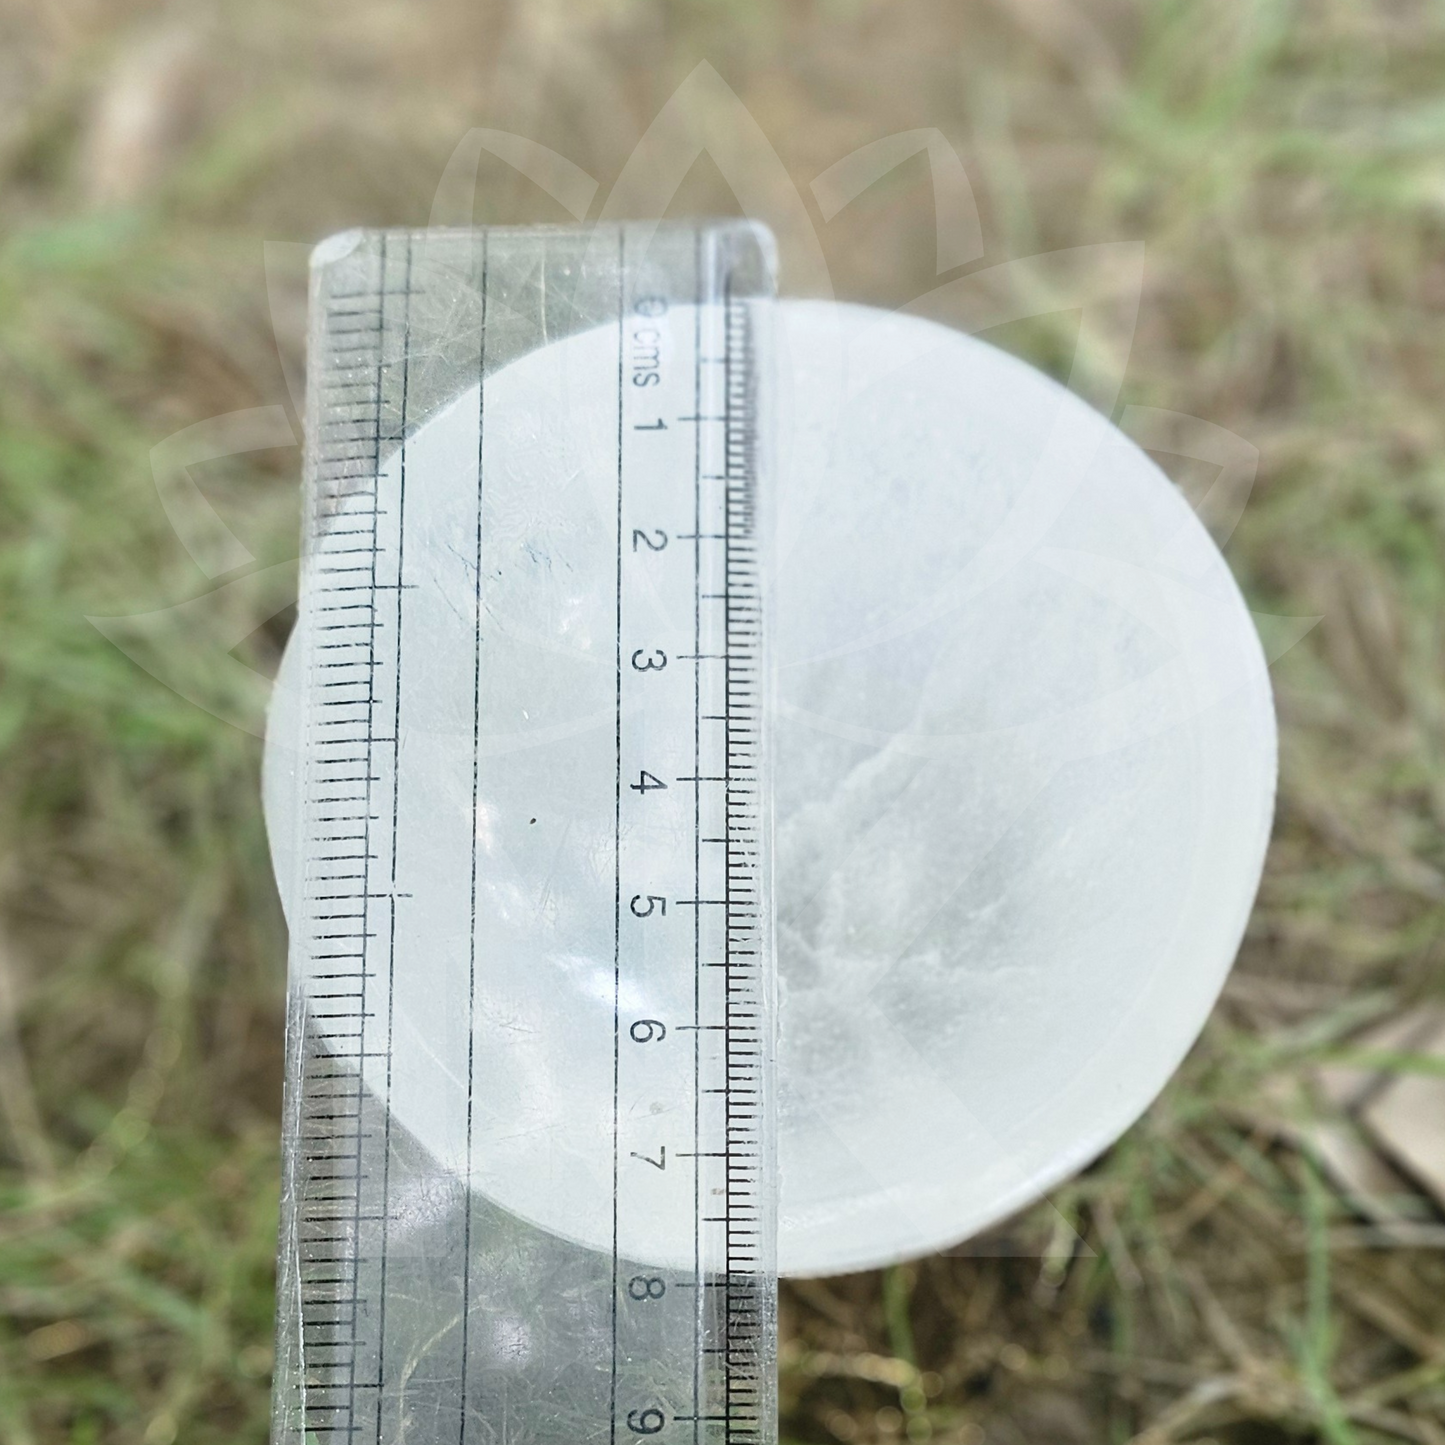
<box><xmin>271</xmin><ymin>222</ymin><xmax>777</xmax><ymax>1445</ymax></box>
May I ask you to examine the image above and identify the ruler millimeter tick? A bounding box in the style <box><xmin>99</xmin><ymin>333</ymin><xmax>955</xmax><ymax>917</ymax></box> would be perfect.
<box><xmin>271</xmin><ymin>222</ymin><xmax>777</xmax><ymax>1445</ymax></box>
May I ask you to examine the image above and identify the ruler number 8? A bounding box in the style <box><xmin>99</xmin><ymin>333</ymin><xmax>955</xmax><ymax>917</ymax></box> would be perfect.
<box><xmin>628</xmin><ymin>1275</ymin><xmax>666</xmax><ymax>1301</ymax></box>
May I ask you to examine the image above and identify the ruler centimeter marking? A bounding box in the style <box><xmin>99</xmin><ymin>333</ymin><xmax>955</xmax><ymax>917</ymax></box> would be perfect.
<box><xmin>722</xmin><ymin>263</ymin><xmax>766</xmax><ymax>1445</ymax></box>
<box><xmin>692</xmin><ymin>224</ymin><xmax>705</xmax><ymax>1445</ymax></box>
<box><xmin>626</xmin><ymin>236</ymin><xmax>769</xmax><ymax>1445</ymax></box>
<box><xmin>373</xmin><ymin>231</ymin><xmax>411</xmax><ymax>1439</ymax></box>
<box><xmin>610</xmin><ymin>229</ymin><xmax>771</xmax><ymax>1445</ymax></box>
<box><xmin>289</xmin><ymin>225</ymin><xmax>772</xmax><ymax>1445</ymax></box>
<box><xmin>295</xmin><ymin>231</ymin><xmax>415</xmax><ymax>1443</ymax></box>
<box><xmin>610</xmin><ymin>225</ymin><xmax>625</xmax><ymax>1445</ymax></box>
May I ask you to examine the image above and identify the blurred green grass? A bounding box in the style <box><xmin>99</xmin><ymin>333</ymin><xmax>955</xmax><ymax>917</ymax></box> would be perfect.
<box><xmin>2</xmin><ymin>1</ymin><xmax>1445</xmax><ymax>1441</ymax></box>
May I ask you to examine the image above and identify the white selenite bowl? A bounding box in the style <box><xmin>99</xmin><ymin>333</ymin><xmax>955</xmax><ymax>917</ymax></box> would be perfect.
<box><xmin>266</xmin><ymin>300</ymin><xmax>1276</xmax><ymax>1277</ymax></box>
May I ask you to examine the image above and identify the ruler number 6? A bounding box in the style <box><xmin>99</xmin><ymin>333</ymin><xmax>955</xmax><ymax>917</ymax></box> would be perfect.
<box><xmin>629</xmin><ymin>1018</ymin><xmax>666</xmax><ymax>1043</ymax></box>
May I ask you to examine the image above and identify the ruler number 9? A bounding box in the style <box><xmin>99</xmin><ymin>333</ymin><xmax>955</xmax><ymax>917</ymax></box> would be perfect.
<box><xmin>627</xmin><ymin>1408</ymin><xmax>666</xmax><ymax>1435</ymax></box>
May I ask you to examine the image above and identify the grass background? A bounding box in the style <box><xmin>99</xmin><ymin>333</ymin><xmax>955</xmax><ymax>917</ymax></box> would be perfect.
<box><xmin>2</xmin><ymin>0</ymin><xmax>1445</xmax><ymax>1441</ymax></box>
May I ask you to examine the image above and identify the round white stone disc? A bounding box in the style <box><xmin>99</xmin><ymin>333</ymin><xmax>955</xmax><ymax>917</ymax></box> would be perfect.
<box><xmin>266</xmin><ymin>300</ymin><xmax>1275</xmax><ymax>1277</ymax></box>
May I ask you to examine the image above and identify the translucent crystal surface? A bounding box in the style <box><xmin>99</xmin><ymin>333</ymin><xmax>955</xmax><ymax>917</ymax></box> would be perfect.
<box><xmin>266</xmin><ymin>299</ymin><xmax>1275</xmax><ymax>1276</ymax></box>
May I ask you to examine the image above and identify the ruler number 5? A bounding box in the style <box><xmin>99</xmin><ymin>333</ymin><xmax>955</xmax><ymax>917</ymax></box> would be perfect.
<box><xmin>630</xmin><ymin>894</ymin><xmax>666</xmax><ymax>918</ymax></box>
